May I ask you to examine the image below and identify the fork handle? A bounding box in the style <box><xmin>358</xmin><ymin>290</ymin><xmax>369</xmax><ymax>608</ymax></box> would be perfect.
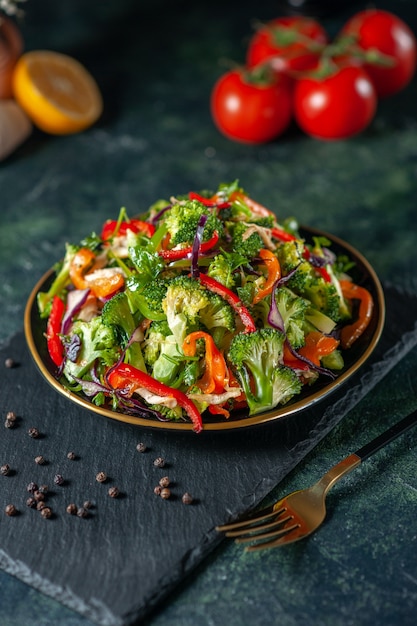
<box><xmin>354</xmin><ymin>408</ymin><xmax>417</xmax><ymax>462</ymax></box>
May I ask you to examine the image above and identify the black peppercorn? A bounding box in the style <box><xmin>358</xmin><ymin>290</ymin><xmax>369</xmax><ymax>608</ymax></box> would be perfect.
<box><xmin>77</xmin><ymin>507</ymin><xmax>88</xmax><ymax>518</ymax></box>
<box><xmin>160</xmin><ymin>487</ymin><xmax>171</xmax><ymax>500</ymax></box>
<box><xmin>0</xmin><ymin>464</ymin><xmax>10</xmax><ymax>476</ymax></box>
<box><xmin>35</xmin><ymin>455</ymin><xmax>46</xmax><ymax>465</ymax></box>
<box><xmin>5</xmin><ymin>504</ymin><xmax>17</xmax><ymax>516</ymax></box>
<box><xmin>96</xmin><ymin>471</ymin><xmax>107</xmax><ymax>483</ymax></box>
<box><xmin>54</xmin><ymin>474</ymin><xmax>64</xmax><ymax>486</ymax></box>
<box><xmin>136</xmin><ymin>442</ymin><xmax>147</xmax><ymax>453</ymax></box>
<box><xmin>154</xmin><ymin>485</ymin><xmax>162</xmax><ymax>496</ymax></box>
<box><xmin>182</xmin><ymin>492</ymin><xmax>194</xmax><ymax>505</ymax></box>
<box><xmin>108</xmin><ymin>486</ymin><xmax>120</xmax><ymax>498</ymax></box>
<box><xmin>83</xmin><ymin>500</ymin><xmax>92</xmax><ymax>510</ymax></box>
<box><xmin>5</xmin><ymin>358</ymin><xmax>15</xmax><ymax>368</ymax></box>
<box><xmin>28</xmin><ymin>427</ymin><xmax>40</xmax><ymax>439</ymax></box>
<box><xmin>5</xmin><ymin>412</ymin><xmax>17</xmax><ymax>429</ymax></box>
<box><xmin>38</xmin><ymin>485</ymin><xmax>48</xmax><ymax>494</ymax></box>
<box><xmin>26</xmin><ymin>481</ymin><xmax>38</xmax><ymax>493</ymax></box>
<box><xmin>159</xmin><ymin>476</ymin><xmax>170</xmax><ymax>488</ymax></box>
<box><xmin>33</xmin><ymin>490</ymin><xmax>45</xmax><ymax>502</ymax></box>
<box><xmin>153</xmin><ymin>457</ymin><xmax>165</xmax><ymax>468</ymax></box>
<box><xmin>66</xmin><ymin>451</ymin><xmax>76</xmax><ymax>460</ymax></box>
<box><xmin>40</xmin><ymin>507</ymin><xmax>52</xmax><ymax>519</ymax></box>
<box><xmin>66</xmin><ymin>503</ymin><xmax>78</xmax><ymax>515</ymax></box>
<box><xmin>26</xmin><ymin>497</ymin><xmax>36</xmax><ymax>508</ymax></box>
<box><xmin>36</xmin><ymin>501</ymin><xmax>46</xmax><ymax>511</ymax></box>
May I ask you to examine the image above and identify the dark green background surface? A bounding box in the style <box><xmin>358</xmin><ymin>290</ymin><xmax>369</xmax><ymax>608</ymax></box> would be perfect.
<box><xmin>1</xmin><ymin>0</ymin><xmax>417</xmax><ymax>624</ymax></box>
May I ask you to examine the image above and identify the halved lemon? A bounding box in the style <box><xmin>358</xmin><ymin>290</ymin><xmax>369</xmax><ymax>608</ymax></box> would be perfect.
<box><xmin>13</xmin><ymin>50</ymin><xmax>103</xmax><ymax>135</ymax></box>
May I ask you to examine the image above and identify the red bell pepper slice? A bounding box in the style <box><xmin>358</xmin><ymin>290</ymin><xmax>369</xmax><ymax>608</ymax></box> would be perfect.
<box><xmin>197</xmin><ymin>273</ymin><xmax>257</xmax><ymax>333</ymax></box>
<box><xmin>339</xmin><ymin>280</ymin><xmax>374</xmax><ymax>349</ymax></box>
<box><xmin>188</xmin><ymin>191</ymin><xmax>218</xmax><ymax>207</ymax></box>
<box><xmin>271</xmin><ymin>227</ymin><xmax>297</xmax><ymax>243</ymax></box>
<box><xmin>158</xmin><ymin>231</ymin><xmax>219</xmax><ymax>261</ymax></box>
<box><xmin>101</xmin><ymin>219</ymin><xmax>156</xmax><ymax>241</ymax></box>
<box><xmin>107</xmin><ymin>363</ymin><xmax>203</xmax><ymax>433</ymax></box>
<box><xmin>46</xmin><ymin>295</ymin><xmax>65</xmax><ymax>367</ymax></box>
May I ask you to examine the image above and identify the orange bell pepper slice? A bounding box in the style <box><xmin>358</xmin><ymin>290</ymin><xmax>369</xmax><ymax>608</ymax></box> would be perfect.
<box><xmin>298</xmin><ymin>331</ymin><xmax>339</xmax><ymax>366</ymax></box>
<box><xmin>339</xmin><ymin>280</ymin><xmax>374</xmax><ymax>349</ymax></box>
<box><xmin>252</xmin><ymin>249</ymin><xmax>281</xmax><ymax>304</ymax></box>
<box><xmin>69</xmin><ymin>248</ymin><xmax>124</xmax><ymax>298</ymax></box>
<box><xmin>182</xmin><ymin>331</ymin><xmax>227</xmax><ymax>394</ymax></box>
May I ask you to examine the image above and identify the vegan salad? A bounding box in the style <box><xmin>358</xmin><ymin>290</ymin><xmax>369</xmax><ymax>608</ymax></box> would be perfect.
<box><xmin>37</xmin><ymin>181</ymin><xmax>374</xmax><ymax>433</ymax></box>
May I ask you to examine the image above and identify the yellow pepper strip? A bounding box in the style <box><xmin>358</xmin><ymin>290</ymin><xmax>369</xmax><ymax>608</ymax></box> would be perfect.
<box><xmin>183</xmin><ymin>331</ymin><xmax>227</xmax><ymax>394</ymax></box>
<box><xmin>252</xmin><ymin>249</ymin><xmax>281</xmax><ymax>304</ymax></box>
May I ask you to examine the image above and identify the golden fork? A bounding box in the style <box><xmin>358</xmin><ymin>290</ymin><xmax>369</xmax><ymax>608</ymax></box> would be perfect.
<box><xmin>217</xmin><ymin>409</ymin><xmax>417</xmax><ymax>551</ymax></box>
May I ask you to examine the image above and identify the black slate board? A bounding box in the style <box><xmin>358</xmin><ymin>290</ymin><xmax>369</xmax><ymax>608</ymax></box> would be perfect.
<box><xmin>0</xmin><ymin>284</ymin><xmax>416</xmax><ymax>626</ymax></box>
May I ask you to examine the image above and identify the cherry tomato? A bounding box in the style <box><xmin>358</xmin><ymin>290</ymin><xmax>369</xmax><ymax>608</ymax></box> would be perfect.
<box><xmin>210</xmin><ymin>67</ymin><xmax>292</xmax><ymax>144</ymax></box>
<box><xmin>294</xmin><ymin>64</ymin><xmax>377</xmax><ymax>140</ymax></box>
<box><xmin>339</xmin><ymin>9</ymin><xmax>417</xmax><ymax>98</ymax></box>
<box><xmin>247</xmin><ymin>16</ymin><xmax>328</xmax><ymax>77</ymax></box>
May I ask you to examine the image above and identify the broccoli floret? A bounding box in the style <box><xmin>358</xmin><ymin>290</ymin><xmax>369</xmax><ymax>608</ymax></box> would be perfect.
<box><xmin>126</xmin><ymin>276</ymin><xmax>168</xmax><ymax>321</ymax></box>
<box><xmin>302</xmin><ymin>278</ymin><xmax>342</xmax><ymax>322</ymax></box>
<box><xmin>101</xmin><ymin>292</ymin><xmax>146</xmax><ymax>371</ymax></box>
<box><xmin>162</xmin><ymin>275</ymin><xmax>210</xmax><ymax>347</ymax></box>
<box><xmin>226</xmin><ymin>221</ymin><xmax>263</xmax><ymax>260</ymax></box>
<box><xmin>200</xmin><ymin>292</ymin><xmax>235</xmax><ymax>333</ymax></box>
<box><xmin>142</xmin><ymin>320</ymin><xmax>171</xmax><ymax>366</ymax></box>
<box><xmin>277</xmin><ymin>241</ymin><xmax>347</xmax><ymax>322</ymax></box>
<box><xmin>276</xmin><ymin>240</ymin><xmax>307</xmax><ymax>276</ymax></box>
<box><xmin>37</xmin><ymin>243</ymin><xmax>78</xmax><ymax>316</ymax></box>
<box><xmin>150</xmin><ymin>403</ymin><xmax>185</xmax><ymax>423</ymax></box>
<box><xmin>275</xmin><ymin>287</ymin><xmax>309</xmax><ymax>349</ymax></box>
<box><xmin>151</xmin><ymin>334</ymin><xmax>184</xmax><ymax>386</ymax></box>
<box><xmin>228</xmin><ymin>328</ymin><xmax>301</xmax><ymax>415</ymax></box>
<box><xmin>207</xmin><ymin>254</ymin><xmax>236</xmax><ymax>289</ymax></box>
<box><xmin>163</xmin><ymin>199</ymin><xmax>223</xmax><ymax>246</ymax></box>
<box><xmin>63</xmin><ymin>317</ymin><xmax>119</xmax><ymax>381</ymax></box>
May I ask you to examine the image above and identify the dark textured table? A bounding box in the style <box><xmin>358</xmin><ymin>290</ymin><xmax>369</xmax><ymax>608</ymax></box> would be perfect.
<box><xmin>1</xmin><ymin>1</ymin><xmax>417</xmax><ymax>625</ymax></box>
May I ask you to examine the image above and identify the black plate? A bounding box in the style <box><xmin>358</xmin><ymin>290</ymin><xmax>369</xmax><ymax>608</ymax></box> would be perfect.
<box><xmin>24</xmin><ymin>226</ymin><xmax>385</xmax><ymax>431</ymax></box>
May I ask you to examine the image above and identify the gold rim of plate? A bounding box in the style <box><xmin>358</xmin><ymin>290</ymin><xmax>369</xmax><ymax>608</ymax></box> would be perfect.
<box><xmin>24</xmin><ymin>226</ymin><xmax>385</xmax><ymax>432</ymax></box>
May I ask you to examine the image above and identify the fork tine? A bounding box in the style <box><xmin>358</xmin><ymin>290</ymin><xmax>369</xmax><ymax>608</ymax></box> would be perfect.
<box><xmin>216</xmin><ymin>504</ymin><xmax>282</xmax><ymax>532</ymax></box>
<box><xmin>235</xmin><ymin>517</ymin><xmax>298</xmax><ymax>544</ymax></box>
<box><xmin>245</xmin><ymin>524</ymin><xmax>303</xmax><ymax>552</ymax></box>
<box><xmin>224</xmin><ymin>514</ymin><xmax>293</xmax><ymax>538</ymax></box>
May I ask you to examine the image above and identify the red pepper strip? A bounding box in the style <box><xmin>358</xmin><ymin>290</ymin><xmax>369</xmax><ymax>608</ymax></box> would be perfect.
<box><xmin>252</xmin><ymin>249</ymin><xmax>281</xmax><ymax>305</ymax></box>
<box><xmin>107</xmin><ymin>363</ymin><xmax>203</xmax><ymax>433</ymax></box>
<box><xmin>158</xmin><ymin>231</ymin><xmax>219</xmax><ymax>260</ymax></box>
<box><xmin>339</xmin><ymin>280</ymin><xmax>374</xmax><ymax>349</ymax></box>
<box><xmin>183</xmin><ymin>331</ymin><xmax>227</xmax><ymax>394</ymax></box>
<box><xmin>101</xmin><ymin>219</ymin><xmax>155</xmax><ymax>240</ymax></box>
<box><xmin>188</xmin><ymin>191</ymin><xmax>218</xmax><ymax>207</ymax></box>
<box><xmin>197</xmin><ymin>273</ymin><xmax>257</xmax><ymax>333</ymax></box>
<box><xmin>298</xmin><ymin>331</ymin><xmax>340</xmax><ymax>367</ymax></box>
<box><xmin>271</xmin><ymin>227</ymin><xmax>297</xmax><ymax>243</ymax></box>
<box><xmin>46</xmin><ymin>295</ymin><xmax>65</xmax><ymax>367</ymax></box>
